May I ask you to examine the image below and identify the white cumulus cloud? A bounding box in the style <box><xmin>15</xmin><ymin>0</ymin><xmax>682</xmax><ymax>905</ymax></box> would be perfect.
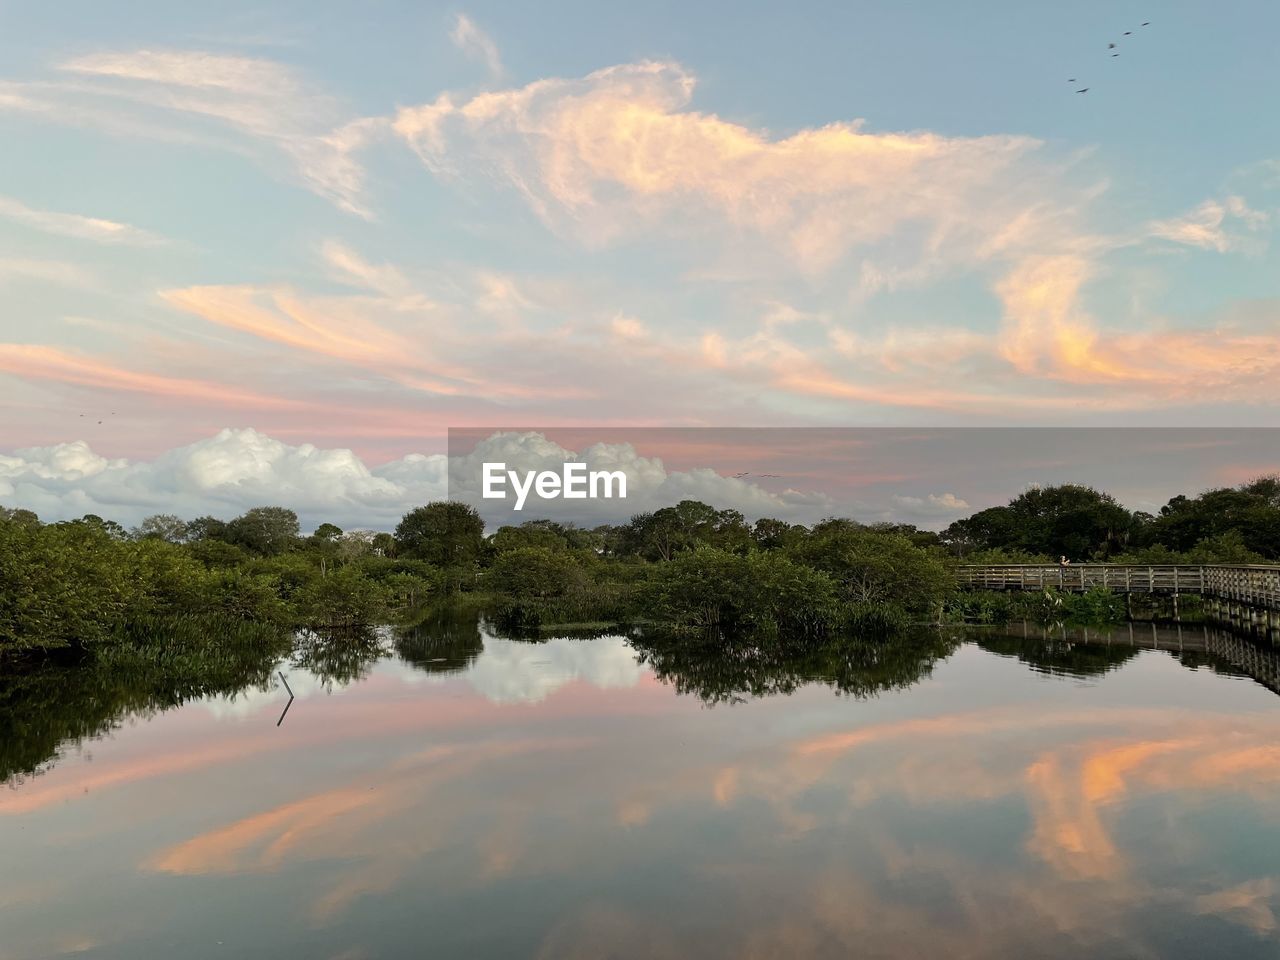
<box><xmin>1</xmin><ymin>427</ymin><xmax>980</xmax><ymax>531</ymax></box>
<box><xmin>450</xmin><ymin>430</ymin><xmax>833</xmax><ymax>527</ymax></box>
<box><xmin>461</xmin><ymin>633</ymin><xmax>642</xmax><ymax>704</ymax></box>
<box><xmin>0</xmin><ymin>427</ymin><xmax>447</xmax><ymax>529</ymax></box>
<box><xmin>890</xmin><ymin>492</ymin><xmax>970</xmax><ymax>518</ymax></box>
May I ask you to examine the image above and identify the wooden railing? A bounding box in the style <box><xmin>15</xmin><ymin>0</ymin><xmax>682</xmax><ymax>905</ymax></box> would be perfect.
<box><xmin>955</xmin><ymin>564</ymin><xmax>1280</xmax><ymax>612</ymax></box>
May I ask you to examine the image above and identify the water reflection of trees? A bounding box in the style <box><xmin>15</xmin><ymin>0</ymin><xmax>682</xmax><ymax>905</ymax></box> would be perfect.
<box><xmin>393</xmin><ymin>607</ymin><xmax>627</xmax><ymax>676</ymax></box>
<box><xmin>290</xmin><ymin>626</ymin><xmax>388</xmax><ymax>687</ymax></box>
<box><xmin>974</xmin><ymin>632</ymin><xmax>1142</xmax><ymax>679</ymax></box>
<box><xmin>0</xmin><ymin>624</ymin><xmax>289</xmax><ymax>786</ymax></box>
<box><xmin>972</xmin><ymin>621</ymin><xmax>1279</xmax><ymax>690</ymax></box>
<box><xmin>630</xmin><ymin>629</ymin><xmax>962</xmax><ymax>706</ymax></box>
<box><xmin>394</xmin><ymin>606</ymin><xmax>484</xmax><ymax>675</ymax></box>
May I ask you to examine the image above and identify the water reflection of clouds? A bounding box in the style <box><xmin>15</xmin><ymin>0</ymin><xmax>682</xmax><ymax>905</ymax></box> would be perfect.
<box><xmin>6</xmin><ymin>644</ymin><xmax>1280</xmax><ymax>958</ymax></box>
<box><xmin>393</xmin><ymin>631</ymin><xmax>645</xmax><ymax>705</ymax></box>
<box><xmin>144</xmin><ymin>736</ymin><xmax>600</xmax><ymax>926</ymax></box>
<box><xmin>196</xmin><ymin>632</ymin><xmax>645</xmax><ymax>722</ymax></box>
<box><xmin>463</xmin><ymin>636</ymin><xmax>644</xmax><ymax>705</ymax></box>
<box><xmin>1195</xmin><ymin>878</ymin><xmax>1279</xmax><ymax>934</ymax></box>
<box><xmin>132</xmin><ymin>702</ymin><xmax>1280</xmax><ymax>952</ymax></box>
<box><xmin>198</xmin><ymin>664</ymin><xmax>326</xmax><ymax>721</ymax></box>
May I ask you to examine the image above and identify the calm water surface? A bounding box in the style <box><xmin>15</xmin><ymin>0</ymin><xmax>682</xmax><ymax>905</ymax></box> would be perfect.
<box><xmin>3</xmin><ymin>619</ymin><xmax>1280</xmax><ymax>959</ymax></box>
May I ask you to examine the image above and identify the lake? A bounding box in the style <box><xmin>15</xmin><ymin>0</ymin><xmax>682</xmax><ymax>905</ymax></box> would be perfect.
<box><xmin>3</xmin><ymin>617</ymin><xmax>1280</xmax><ymax>959</ymax></box>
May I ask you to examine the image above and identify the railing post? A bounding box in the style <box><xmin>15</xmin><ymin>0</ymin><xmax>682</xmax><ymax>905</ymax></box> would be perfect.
<box><xmin>957</xmin><ymin>564</ymin><xmax>1280</xmax><ymax>617</ymax></box>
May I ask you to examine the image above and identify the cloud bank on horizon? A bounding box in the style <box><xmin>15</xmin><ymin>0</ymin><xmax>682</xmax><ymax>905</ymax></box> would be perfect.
<box><xmin>0</xmin><ymin>427</ymin><xmax>850</xmax><ymax>530</ymax></box>
<box><xmin>4</xmin><ymin>424</ymin><xmax>1278</xmax><ymax>533</ymax></box>
<box><xmin>1</xmin><ymin>2</ymin><xmax>1279</xmax><ymax>516</ymax></box>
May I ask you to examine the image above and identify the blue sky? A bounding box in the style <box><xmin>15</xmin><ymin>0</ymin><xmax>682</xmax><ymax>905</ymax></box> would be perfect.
<box><xmin>1</xmin><ymin>1</ymin><xmax>1278</xmax><ymax>522</ymax></box>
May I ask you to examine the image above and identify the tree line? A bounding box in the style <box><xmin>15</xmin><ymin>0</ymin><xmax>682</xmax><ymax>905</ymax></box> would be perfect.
<box><xmin>2</xmin><ymin>473</ymin><xmax>1278</xmax><ymax>660</ymax></box>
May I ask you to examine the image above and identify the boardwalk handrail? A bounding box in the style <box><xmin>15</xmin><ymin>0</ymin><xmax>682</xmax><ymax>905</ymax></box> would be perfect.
<box><xmin>955</xmin><ymin>563</ymin><xmax>1280</xmax><ymax>612</ymax></box>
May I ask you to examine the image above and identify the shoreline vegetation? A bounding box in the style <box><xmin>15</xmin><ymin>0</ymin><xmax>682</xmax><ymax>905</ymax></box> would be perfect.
<box><xmin>3</xmin><ymin>476</ymin><xmax>1279</xmax><ymax>669</ymax></box>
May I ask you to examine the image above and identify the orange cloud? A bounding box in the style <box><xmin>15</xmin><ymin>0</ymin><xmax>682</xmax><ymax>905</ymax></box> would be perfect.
<box><xmin>395</xmin><ymin>61</ymin><xmax>1048</xmax><ymax>272</ymax></box>
<box><xmin>0</xmin><ymin>343</ymin><xmax>298</xmax><ymax>408</ymax></box>
<box><xmin>995</xmin><ymin>255</ymin><xmax>1280</xmax><ymax>395</ymax></box>
<box><xmin>160</xmin><ymin>282</ymin><xmax>590</xmax><ymax>401</ymax></box>
<box><xmin>147</xmin><ymin>786</ymin><xmax>394</xmax><ymax>875</ymax></box>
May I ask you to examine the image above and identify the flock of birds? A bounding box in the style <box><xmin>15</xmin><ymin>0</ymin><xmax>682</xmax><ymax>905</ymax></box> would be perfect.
<box><xmin>1071</xmin><ymin>19</ymin><xmax>1151</xmax><ymax>93</ymax></box>
<box><xmin>79</xmin><ymin>412</ymin><xmax>115</xmax><ymax>425</ymax></box>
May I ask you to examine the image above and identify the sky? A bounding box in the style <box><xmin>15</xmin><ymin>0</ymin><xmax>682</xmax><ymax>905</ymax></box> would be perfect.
<box><xmin>1</xmin><ymin>1</ymin><xmax>1279</xmax><ymax>526</ymax></box>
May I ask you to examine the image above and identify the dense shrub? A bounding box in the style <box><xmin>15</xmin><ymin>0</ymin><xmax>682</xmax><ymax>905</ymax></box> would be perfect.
<box><xmin>787</xmin><ymin>522</ymin><xmax>952</xmax><ymax>619</ymax></box>
<box><xmin>642</xmin><ymin>548</ymin><xmax>842</xmax><ymax>638</ymax></box>
<box><xmin>487</xmin><ymin>546</ymin><xmax>587</xmax><ymax>599</ymax></box>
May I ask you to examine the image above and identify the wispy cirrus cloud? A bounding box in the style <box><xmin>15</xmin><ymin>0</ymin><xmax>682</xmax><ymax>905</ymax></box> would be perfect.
<box><xmin>1</xmin><ymin>49</ymin><xmax>379</xmax><ymax>216</ymax></box>
<box><xmin>0</xmin><ymin>257</ymin><xmax>96</xmax><ymax>289</ymax></box>
<box><xmin>1147</xmin><ymin>195</ymin><xmax>1270</xmax><ymax>253</ymax></box>
<box><xmin>2</xmin><ymin>33</ymin><xmax>1279</xmax><ymax>452</ymax></box>
<box><xmin>392</xmin><ymin>60</ymin><xmax>1060</xmax><ymax>276</ymax></box>
<box><xmin>319</xmin><ymin>239</ymin><xmax>419</xmax><ymax>300</ymax></box>
<box><xmin>0</xmin><ymin>195</ymin><xmax>164</xmax><ymax>245</ymax></box>
<box><xmin>450</xmin><ymin>14</ymin><xmax>504</xmax><ymax>82</ymax></box>
<box><xmin>378</xmin><ymin>58</ymin><xmax>1280</xmax><ymax>416</ymax></box>
<box><xmin>0</xmin><ymin>343</ymin><xmax>300</xmax><ymax>408</ymax></box>
<box><xmin>157</xmin><ymin>279</ymin><xmax>587</xmax><ymax>401</ymax></box>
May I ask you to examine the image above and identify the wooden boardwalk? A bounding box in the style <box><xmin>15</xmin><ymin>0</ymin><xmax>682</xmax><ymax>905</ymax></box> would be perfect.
<box><xmin>956</xmin><ymin>563</ymin><xmax>1280</xmax><ymax>613</ymax></box>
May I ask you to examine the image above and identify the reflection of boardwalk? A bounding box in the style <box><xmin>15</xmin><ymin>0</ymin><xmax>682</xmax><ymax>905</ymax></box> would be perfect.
<box><xmin>1204</xmin><ymin>630</ymin><xmax>1280</xmax><ymax>695</ymax></box>
<box><xmin>1006</xmin><ymin>620</ymin><xmax>1280</xmax><ymax>697</ymax></box>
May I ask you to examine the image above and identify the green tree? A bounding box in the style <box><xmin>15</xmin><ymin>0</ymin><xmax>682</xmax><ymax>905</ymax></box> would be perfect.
<box><xmin>227</xmin><ymin>506</ymin><xmax>300</xmax><ymax>556</ymax></box>
<box><xmin>295</xmin><ymin>566</ymin><xmax>389</xmax><ymax>631</ymax></box>
<box><xmin>789</xmin><ymin>523</ymin><xmax>952</xmax><ymax>619</ymax></box>
<box><xmin>489</xmin><ymin>546</ymin><xmax>586</xmax><ymax>598</ymax></box>
<box><xmin>383</xmin><ymin>570</ymin><xmax>437</xmax><ymax>609</ymax></box>
<box><xmin>72</xmin><ymin>514</ymin><xmax>128</xmax><ymax>540</ymax></box>
<box><xmin>185</xmin><ymin>538</ymin><xmax>247</xmax><ymax>569</ymax></box>
<box><xmin>133</xmin><ymin>513</ymin><xmax>189</xmax><ymax>543</ymax></box>
<box><xmin>492</xmin><ymin>519</ymin><xmax>574</xmax><ymax>554</ymax></box>
<box><xmin>619</xmin><ymin>500</ymin><xmax>751</xmax><ymax>560</ymax></box>
<box><xmin>184</xmin><ymin>515</ymin><xmax>232</xmax><ymax>542</ymax></box>
<box><xmin>943</xmin><ymin>484</ymin><xmax>1134</xmax><ymax>560</ymax></box>
<box><xmin>394</xmin><ymin>502</ymin><xmax>484</xmax><ymax>568</ymax></box>
<box><xmin>644</xmin><ymin>547</ymin><xmax>840</xmax><ymax>637</ymax></box>
<box><xmin>371</xmin><ymin>531</ymin><xmax>398</xmax><ymax>557</ymax></box>
<box><xmin>0</xmin><ymin>516</ymin><xmax>134</xmax><ymax>654</ymax></box>
<box><xmin>304</xmin><ymin>523</ymin><xmax>347</xmax><ymax>575</ymax></box>
<box><xmin>751</xmin><ymin>517</ymin><xmax>803</xmax><ymax>551</ymax></box>
<box><xmin>1148</xmin><ymin>476</ymin><xmax>1280</xmax><ymax>559</ymax></box>
<box><xmin>0</xmin><ymin>506</ymin><xmax>39</xmax><ymax>527</ymax></box>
